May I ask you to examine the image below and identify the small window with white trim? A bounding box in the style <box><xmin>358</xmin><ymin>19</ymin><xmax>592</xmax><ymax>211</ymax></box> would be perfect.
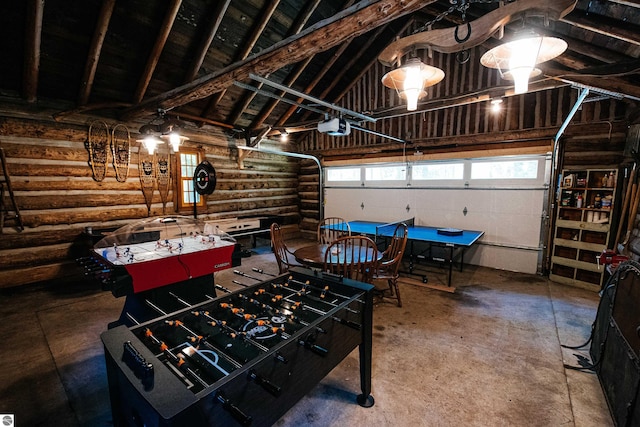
<box><xmin>412</xmin><ymin>162</ymin><xmax>464</xmax><ymax>180</ymax></box>
<box><xmin>326</xmin><ymin>167</ymin><xmax>361</xmax><ymax>182</ymax></box>
<box><xmin>471</xmin><ymin>159</ymin><xmax>538</xmax><ymax>179</ymax></box>
<box><xmin>365</xmin><ymin>165</ymin><xmax>406</xmax><ymax>181</ymax></box>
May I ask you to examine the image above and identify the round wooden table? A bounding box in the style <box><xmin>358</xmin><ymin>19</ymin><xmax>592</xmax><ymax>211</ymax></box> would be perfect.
<box><xmin>293</xmin><ymin>243</ymin><xmax>331</xmax><ymax>269</ymax></box>
<box><xmin>293</xmin><ymin>243</ymin><xmax>382</xmax><ymax>269</ymax></box>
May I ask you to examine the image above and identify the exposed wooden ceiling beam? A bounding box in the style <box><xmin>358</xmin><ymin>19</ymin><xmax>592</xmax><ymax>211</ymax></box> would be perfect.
<box><xmin>275</xmin><ymin>39</ymin><xmax>354</xmax><ymax>127</ymax></box>
<box><xmin>133</xmin><ymin>0</ymin><xmax>182</xmax><ymax>104</ymax></box>
<box><xmin>606</xmin><ymin>0</ymin><xmax>640</xmax><ymax>9</ymax></box>
<box><xmin>200</xmin><ymin>0</ymin><xmax>281</xmax><ymax>122</ymax></box>
<box><xmin>543</xmin><ymin>61</ymin><xmax>640</xmax><ymax>101</ymax></box>
<box><xmin>78</xmin><ymin>0</ymin><xmax>116</xmax><ymax>106</ymax></box>
<box><xmin>165</xmin><ymin>110</ymin><xmax>235</xmax><ymax>129</ymax></box>
<box><xmin>551</xmin><ymin>32</ymin><xmax>629</xmax><ymax>65</ymax></box>
<box><xmin>239</xmin><ymin>1</ymin><xmax>281</xmax><ymax>61</ymax></box>
<box><xmin>250</xmin><ymin>57</ymin><xmax>315</xmax><ymax>129</ymax></box>
<box><xmin>296</xmin><ymin>22</ymin><xmax>397</xmax><ymax>124</ymax></box>
<box><xmin>122</xmin><ymin>0</ymin><xmax>438</xmax><ymax>121</ymax></box>
<box><xmin>299</xmin><ymin>21</ymin><xmax>404</xmax><ymax>124</ymax></box>
<box><xmin>23</xmin><ymin>0</ymin><xmax>44</xmax><ymax>103</ymax></box>
<box><xmin>289</xmin><ymin>0</ymin><xmax>324</xmax><ymax>36</ymax></box>
<box><xmin>243</xmin><ymin>0</ymin><xmax>354</xmax><ymax>129</ymax></box>
<box><xmin>230</xmin><ymin>0</ymin><xmax>324</xmax><ymax>128</ymax></box>
<box><xmin>227</xmin><ymin>1</ymin><xmax>279</xmax><ymax>123</ymax></box>
<box><xmin>561</xmin><ymin>9</ymin><xmax>640</xmax><ymax>46</ymax></box>
<box><xmin>183</xmin><ymin>0</ymin><xmax>231</xmax><ymax>83</ymax></box>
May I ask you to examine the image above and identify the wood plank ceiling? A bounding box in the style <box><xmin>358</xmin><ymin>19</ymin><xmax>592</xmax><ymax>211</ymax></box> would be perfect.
<box><xmin>0</xmin><ymin>0</ymin><xmax>639</xmax><ymax>143</ymax></box>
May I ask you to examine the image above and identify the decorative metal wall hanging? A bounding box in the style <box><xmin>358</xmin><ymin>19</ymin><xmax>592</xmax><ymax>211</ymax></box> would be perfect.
<box><xmin>87</xmin><ymin>120</ymin><xmax>110</xmax><ymax>182</ymax></box>
<box><xmin>111</xmin><ymin>124</ymin><xmax>131</xmax><ymax>182</ymax></box>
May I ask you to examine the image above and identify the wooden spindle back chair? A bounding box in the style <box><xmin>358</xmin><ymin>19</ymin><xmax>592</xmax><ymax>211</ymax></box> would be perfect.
<box><xmin>324</xmin><ymin>235</ymin><xmax>378</xmax><ymax>283</ymax></box>
<box><xmin>373</xmin><ymin>223</ymin><xmax>408</xmax><ymax>306</ymax></box>
<box><xmin>270</xmin><ymin>223</ymin><xmax>300</xmax><ymax>274</ymax></box>
<box><xmin>317</xmin><ymin>217</ymin><xmax>351</xmax><ymax>244</ymax></box>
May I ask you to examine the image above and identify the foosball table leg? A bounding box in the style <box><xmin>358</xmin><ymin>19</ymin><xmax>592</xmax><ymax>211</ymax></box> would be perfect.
<box><xmin>357</xmin><ymin>288</ymin><xmax>375</xmax><ymax>408</ymax></box>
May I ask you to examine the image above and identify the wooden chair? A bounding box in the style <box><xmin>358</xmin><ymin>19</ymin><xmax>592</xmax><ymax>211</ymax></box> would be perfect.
<box><xmin>317</xmin><ymin>217</ymin><xmax>351</xmax><ymax>244</ymax></box>
<box><xmin>270</xmin><ymin>223</ymin><xmax>301</xmax><ymax>274</ymax></box>
<box><xmin>324</xmin><ymin>235</ymin><xmax>378</xmax><ymax>283</ymax></box>
<box><xmin>373</xmin><ymin>223</ymin><xmax>408</xmax><ymax>307</ymax></box>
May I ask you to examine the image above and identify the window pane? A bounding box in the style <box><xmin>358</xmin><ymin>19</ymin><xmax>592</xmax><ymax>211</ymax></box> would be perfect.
<box><xmin>182</xmin><ymin>180</ymin><xmax>200</xmax><ymax>204</ymax></box>
<box><xmin>179</xmin><ymin>152</ymin><xmax>202</xmax><ymax>207</ymax></box>
<box><xmin>365</xmin><ymin>165</ymin><xmax>406</xmax><ymax>181</ymax></box>
<box><xmin>412</xmin><ymin>163</ymin><xmax>464</xmax><ymax>180</ymax></box>
<box><xmin>471</xmin><ymin>160</ymin><xmax>538</xmax><ymax>179</ymax></box>
<box><xmin>327</xmin><ymin>167</ymin><xmax>360</xmax><ymax>181</ymax></box>
<box><xmin>182</xmin><ymin>180</ymin><xmax>192</xmax><ymax>203</ymax></box>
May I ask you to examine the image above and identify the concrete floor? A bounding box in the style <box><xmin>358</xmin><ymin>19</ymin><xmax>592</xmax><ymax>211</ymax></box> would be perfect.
<box><xmin>0</xmin><ymin>238</ymin><xmax>613</xmax><ymax>427</ymax></box>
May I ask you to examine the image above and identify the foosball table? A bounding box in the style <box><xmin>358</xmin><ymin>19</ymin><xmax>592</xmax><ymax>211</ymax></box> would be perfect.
<box><xmin>101</xmin><ymin>267</ymin><xmax>375</xmax><ymax>426</ymax></box>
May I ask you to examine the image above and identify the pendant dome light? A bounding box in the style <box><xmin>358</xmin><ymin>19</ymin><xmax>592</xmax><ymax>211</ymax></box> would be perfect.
<box><xmin>381</xmin><ymin>57</ymin><xmax>445</xmax><ymax>111</ymax></box>
<box><xmin>480</xmin><ymin>28</ymin><xmax>567</xmax><ymax>94</ymax></box>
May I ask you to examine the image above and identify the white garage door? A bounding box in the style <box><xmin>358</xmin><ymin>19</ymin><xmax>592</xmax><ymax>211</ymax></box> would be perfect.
<box><xmin>323</xmin><ymin>154</ymin><xmax>550</xmax><ymax>274</ymax></box>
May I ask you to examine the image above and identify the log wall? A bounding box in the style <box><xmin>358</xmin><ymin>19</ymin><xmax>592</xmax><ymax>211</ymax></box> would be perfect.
<box><xmin>297</xmin><ymin>158</ymin><xmax>321</xmax><ymax>239</ymax></box>
<box><xmin>0</xmin><ymin>115</ymin><xmax>300</xmax><ymax>288</ymax></box>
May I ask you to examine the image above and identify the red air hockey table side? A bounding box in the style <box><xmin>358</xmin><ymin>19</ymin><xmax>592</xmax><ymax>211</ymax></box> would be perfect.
<box><xmin>94</xmin><ymin>234</ymin><xmax>236</xmax><ymax>293</ymax></box>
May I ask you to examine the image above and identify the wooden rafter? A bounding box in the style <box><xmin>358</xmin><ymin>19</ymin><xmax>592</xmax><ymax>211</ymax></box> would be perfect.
<box><xmin>250</xmin><ymin>56</ymin><xmax>315</xmax><ymax>129</ymax></box>
<box><xmin>200</xmin><ymin>0</ymin><xmax>281</xmax><ymax>120</ymax></box>
<box><xmin>275</xmin><ymin>40</ymin><xmax>354</xmax><ymax>127</ymax></box>
<box><xmin>122</xmin><ymin>0</ymin><xmax>438</xmax><ymax>121</ymax></box>
<box><xmin>560</xmin><ymin>9</ymin><xmax>640</xmax><ymax>46</ymax></box>
<box><xmin>183</xmin><ymin>0</ymin><xmax>231</xmax><ymax>83</ymax></box>
<box><xmin>246</xmin><ymin>0</ymin><xmax>354</xmax><ymax>129</ymax></box>
<box><xmin>243</xmin><ymin>0</ymin><xmax>353</xmax><ymax>129</ymax></box>
<box><xmin>562</xmin><ymin>33</ymin><xmax>629</xmax><ymax>64</ymax></box>
<box><xmin>78</xmin><ymin>0</ymin><xmax>116</xmax><ymax>106</ymax></box>
<box><xmin>228</xmin><ymin>0</ymin><xmax>323</xmax><ymax>127</ymax></box>
<box><xmin>319</xmin><ymin>24</ymin><xmax>393</xmax><ymax>101</ymax></box>
<box><xmin>544</xmin><ymin>62</ymin><xmax>640</xmax><ymax>100</ymax></box>
<box><xmin>133</xmin><ymin>0</ymin><xmax>182</xmax><ymax>104</ymax></box>
<box><xmin>609</xmin><ymin>0</ymin><xmax>640</xmax><ymax>8</ymax></box>
<box><xmin>23</xmin><ymin>0</ymin><xmax>44</xmax><ymax>103</ymax></box>
<box><xmin>289</xmin><ymin>0</ymin><xmax>324</xmax><ymax>36</ymax></box>
<box><xmin>297</xmin><ymin>22</ymin><xmax>400</xmax><ymax>124</ymax></box>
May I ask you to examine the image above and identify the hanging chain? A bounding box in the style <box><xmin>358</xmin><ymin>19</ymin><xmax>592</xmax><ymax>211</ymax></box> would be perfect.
<box><xmin>412</xmin><ymin>0</ymin><xmax>513</xmax><ymax>35</ymax></box>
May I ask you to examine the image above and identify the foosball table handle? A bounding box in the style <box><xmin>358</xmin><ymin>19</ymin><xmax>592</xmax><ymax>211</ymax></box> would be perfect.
<box><xmin>248</xmin><ymin>369</ymin><xmax>282</xmax><ymax>396</ymax></box>
<box><xmin>216</xmin><ymin>391</ymin><xmax>252</xmax><ymax>426</ymax></box>
<box><xmin>298</xmin><ymin>337</ymin><xmax>329</xmax><ymax>356</ymax></box>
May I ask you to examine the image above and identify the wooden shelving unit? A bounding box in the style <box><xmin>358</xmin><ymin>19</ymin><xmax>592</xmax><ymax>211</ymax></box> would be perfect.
<box><xmin>550</xmin><ymin>168</ymin><xmax>619</xmax><ymax>290</ymax></box>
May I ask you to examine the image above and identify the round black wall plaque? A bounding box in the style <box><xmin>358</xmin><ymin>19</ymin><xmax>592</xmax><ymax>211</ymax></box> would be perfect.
<box><xmin>193</xmin><ymin>160</ymin><xmax>217</xmax><ymax>195</ymax></box>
